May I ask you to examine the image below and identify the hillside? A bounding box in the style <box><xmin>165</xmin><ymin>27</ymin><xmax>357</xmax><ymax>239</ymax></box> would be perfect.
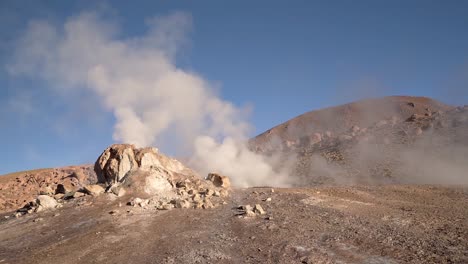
<box><xmin>250</xmin><ymin>96</ymin><xmax>468</xmax><ymax>186</ymax></box>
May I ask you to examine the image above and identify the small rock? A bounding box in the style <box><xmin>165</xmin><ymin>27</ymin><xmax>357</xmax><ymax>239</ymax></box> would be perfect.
<box><xmin>202</xmin><ymin>199</ymin><xmax>214</xmax><ymax>209</ymax></box>
<box><xmin>253</xmin><ymin>204</ymin><xmax>266</xmax><ymax>215</ymax></box>
<box><xmin>192</xmin><ymin>194</ymin><xmax>202</xmax><ymax>202</ymax></box>
<box><xmin>213</xmin><ymin>190</ymin><xmax>221</xmax><ymax>197</ymax></box>
<box><xmin>110</xmin><ymin>185</ymin><xmax>126</xmax><ymax>197</ymax></box>
<box><xmin>54</xmin><ymin>193</ymin><xmax>65</xmax><ymax>200</ymax></box>
<box><xmin>36</xmin><ymin>195</ymin><xmax>58</xmax><ymax>209</ymax></box>
<box><xmin>14</xmin><ymin>212</ymin><xmax>22</xmax><ymax>218</ymax></box>
<box><xmin>219</xmin><ymin>189</ymin><xmax>229</xmax><ymax>197</ymax></box>
<box><xmin>33</xmin><ymin>217</ymin><xmax>43</xmax><ymax>222</ymax></box>
<box><xmin>206</xmin><ymin>173</ymin><xmax>231</xmax><ymax>189</ymax></box>
<box><xmin>83</xmin><ymin>185</ymin><xmax>105</xmax><ymax>196</ymax></box>
<box><xmin>265</xmin><ymin>197</ymin><xmax>272</xmax><ymax>202</ymax></box>
<box><xmin>73</xmin><ymin>191</ymin><xmax>85</xmax><ymax>198</ymax></box>
<box><xmin>129</xmin><ymin>197</ymin><xmax>148</xmax><ymax>207</ymax></box>
<box><xmin>238</xmin><ymin>204</ymin><xmax>256</xmax><ymax>217</ymax></box>
<box><xmin>162</xmin><ymin>203</ymin><xmax>174</xmax><ymax>210</ymax></box>
<box><xmin>175</xmin><ymin>199</ymin><xmax>191</xmax><ymax>209</ymax></box>
<box><xmin>4</xmin><ymin>215</ymin><xmax>10</xmax><ymax>219</ymax></box>
<box><xmin>109</xmin><ymin>210</ymin><xmax>119</xmax><ymax>215</ymax></box>
<box><xmin>206</xmin><ymin>189</ymin><xmax>215</xmax><ymax>196</ymax></box>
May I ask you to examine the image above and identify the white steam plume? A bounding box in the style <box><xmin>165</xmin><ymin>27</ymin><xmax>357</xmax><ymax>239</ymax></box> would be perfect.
<box><xmin>8</xmin><ymin>11</ymin><xmax>291</xmax><ymax>187</ymax></box>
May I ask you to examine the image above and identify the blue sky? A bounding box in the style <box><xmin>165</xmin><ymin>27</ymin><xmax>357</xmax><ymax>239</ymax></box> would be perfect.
<box><xmin>1</xmin><ymin>0</ymin><xmax>467</xmax><ymax>174</ymax></box>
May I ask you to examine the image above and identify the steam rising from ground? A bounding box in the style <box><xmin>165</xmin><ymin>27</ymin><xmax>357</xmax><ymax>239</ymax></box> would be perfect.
<box><xmin>8</xmin><ymin>11</ymin><xmax>290</xmax><ymax>187</ymax></box>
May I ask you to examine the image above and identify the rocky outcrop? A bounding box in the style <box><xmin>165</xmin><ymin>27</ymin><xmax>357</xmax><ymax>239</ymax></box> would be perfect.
<box><xmin>95</xmin><ymin>144</ymin><xmax>190</xmax><ymax>185</ymax></box>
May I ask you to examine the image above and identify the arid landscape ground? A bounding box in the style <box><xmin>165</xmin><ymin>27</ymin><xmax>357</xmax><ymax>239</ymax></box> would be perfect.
<box><xmin>1</xmin><ymin>96</ymin><xmax>467</xmax><ymax>263</ymax></box>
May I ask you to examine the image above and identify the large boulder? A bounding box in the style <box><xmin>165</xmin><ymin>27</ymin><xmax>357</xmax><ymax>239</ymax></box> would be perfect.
<box><xmin>36</xmin><ymin>195</ymin><xmax>58</xmax><ymax>210</ymax></box>
<box><xmin>95</xmin><ymin>144</ymin><xmax>138</xmax><ymax>184</ymax></box>
<box><xmin>95</xmin><ymin>144</ymin><xmax>195</xmax><ymax>191</ymax></box>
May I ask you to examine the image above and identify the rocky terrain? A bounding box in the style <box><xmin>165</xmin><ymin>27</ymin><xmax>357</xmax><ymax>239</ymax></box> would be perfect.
<box><xmin>0</xmin><ymin>96</ymin><xmax>467</xmax><ymax>263</ymax></box>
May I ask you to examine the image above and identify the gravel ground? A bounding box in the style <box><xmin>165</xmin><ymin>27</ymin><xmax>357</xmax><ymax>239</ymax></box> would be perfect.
<box><xmin>0</xmin><ymin>185</ymin><xmax>467</xmax><ymax>264</ymax></box>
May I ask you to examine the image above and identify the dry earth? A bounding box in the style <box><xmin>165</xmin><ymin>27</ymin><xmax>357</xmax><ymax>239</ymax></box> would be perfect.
<box><xmin>0</xmin><ymin>185</ymin><xmax>467</xmax><ymax>264</ymax></box>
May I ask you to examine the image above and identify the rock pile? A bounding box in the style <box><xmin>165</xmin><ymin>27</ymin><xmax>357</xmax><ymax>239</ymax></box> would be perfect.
<box><xmin>11</xmin><ymin>144</ymin><xmax>233</xmax><ymax>217</ymax></box>
<box><xmin>94</xmin><ymin>144</ymin><xmax>232</xmax><ymax>211</ymax></box>
<box><xmin>13</xmin><ymin>183</ymin><xmax>108</xmax><ymax>217</ymax></box>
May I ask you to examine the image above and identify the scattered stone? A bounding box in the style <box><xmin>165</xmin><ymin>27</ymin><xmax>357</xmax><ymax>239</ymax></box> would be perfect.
<box><xmin>109</xmin><ymin>210</ymin><xmax>119</xmax><ymax>215</ymax></box>
<box><xmin>206</xmin><ymin>189</ymin><xmax>215</xmax><ymax>196</ymax></box>
<box><xmin>109</xmin><ymin>184</ymin><xmax>126</xmax><ymax>197</ymax></box>
<box><xmin>129</xmin><ymin>197</ymin><xmax>148</xmax><ymax>207</ymax></box>
<box><xmin>162</xmin><ymin>203</ymin><xmax>174</xmax><ymax>210</ymax></box>
<box><xmin>192</xmin><ymin>194</ymin><xmax>202</xmax><ymax>203</ymax></box>
<box><xmin>14</xmin><ymin>212</ymin><xmax>22</xmax><ymax>218</ymax></box>
<box><xmin>253</xmin><ymin>204</ymin><xmax>266</xmax><ymax>215</ymax></box>
<box><xmin>237</xmin><ymin>205</ymin><xmax>255</xmax><ymax>217</ymax></box>
<box><xmin>54</xmin><ymin>193</ymin><xmax>65</xmax><ymax>200</ymax></box>
<box><xmin>83</xmin><ymin>185</ymin><xmax>105</xmax><ymax>196</ymax></box>
<box><xmin>206</xmin><ymin>173</ymin><xmax>231</xmax><ymax>189</ymax></box>
<box><xmin>73</xmin><ymin>191</ymin><xmax>85</xmax><ymax>198</ymax></box>
<box><xmin>219</xmin><ymin>189</ymin><xmax>229</xmax><ymax>197</ymax></box>
<box><xmin>33</xmin><ymin>217</ymin><xmax>43</xmax><ymax>222</ymax></box>
<box><xmin>202</xmin><ymin>199</ymin><xmax>214</xmax><ymax>209</ymax></box>
<box><xmin>265</xmin><ymin>197</ymin><xmax>272</xmax><ymax>202</ymax></box>
<box><xmin>175</xmin><ymin>199</ymin><xmax>191</xmax><ymax>209</ymax></box>
<box><xmin>213</xmin><ymin>190</ymin><xmax>221</xmax><ymax>197</ymax></box>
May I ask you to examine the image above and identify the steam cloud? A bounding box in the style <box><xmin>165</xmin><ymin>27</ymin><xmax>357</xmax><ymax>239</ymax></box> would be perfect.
<box><xmin>8</xmin><ymin>11</ymin><xmax>291</xmax><ymax>187</ymax></box>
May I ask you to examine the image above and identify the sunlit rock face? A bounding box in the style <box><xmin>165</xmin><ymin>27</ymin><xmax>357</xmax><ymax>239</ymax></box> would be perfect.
<box><xmin>94</xmin><ymin>144</ymin><xmax>191</xmax><ymax>192</ymax></box>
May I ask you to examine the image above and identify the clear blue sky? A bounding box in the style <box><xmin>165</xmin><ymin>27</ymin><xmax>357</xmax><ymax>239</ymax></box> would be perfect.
<box><xmin>1</xmin><ymin>0</ymin><xmax>467</xmax><ymax>174</ymax></box>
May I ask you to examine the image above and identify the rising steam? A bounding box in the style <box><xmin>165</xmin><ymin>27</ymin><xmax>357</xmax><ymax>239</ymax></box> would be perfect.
<box><xmin>8</xmin><ymin>11</ymin><xmax>290</xmax><ymax>187</ymax></box>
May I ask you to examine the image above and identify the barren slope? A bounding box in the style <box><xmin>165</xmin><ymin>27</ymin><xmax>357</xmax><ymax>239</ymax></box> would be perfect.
<box><xmin>251</xmin><ymin>96</ymin><xmax>452</xmax><ymax>150</ymax></box>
